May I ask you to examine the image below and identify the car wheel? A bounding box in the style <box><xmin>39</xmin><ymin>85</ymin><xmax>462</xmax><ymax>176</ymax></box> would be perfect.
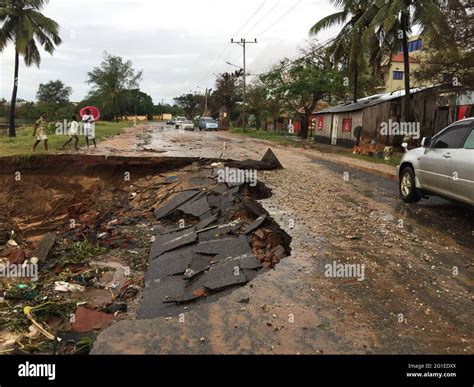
<box><xmin>399</xmin><ymin>167</ymin><xmax>420</xmax><ymax>203</ymax></box>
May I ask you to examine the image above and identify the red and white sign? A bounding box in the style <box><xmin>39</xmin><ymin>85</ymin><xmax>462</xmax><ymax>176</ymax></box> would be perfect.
<box><xmin>318</xmin><ymin>116</ymin><xmax>324</xmax><ymax>130</ymax></box>
<box><xmin>342</xmin><ymin>118</ymin><xmax>352</xmax><ymax>133</ymax></box>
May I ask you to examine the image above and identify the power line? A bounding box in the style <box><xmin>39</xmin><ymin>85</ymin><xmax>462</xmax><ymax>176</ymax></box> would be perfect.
<box><xmin>256</xmin><ymin>0</ymin><xmax>302</xmax><ymax>38</ymax></box>
<box><xmin>243</xmin><ymin>1</ymin><xmax>281</xmax><ymax>37</ymax></box>
<box><xmin>197</xmin><ymin>1</ymin><xmax>267</xmax><ymax>86</ymax></box>
<box><xmin>234</xmin><ymin>0</ymin><xmax>267</xmax><ymax>37</ymax></box>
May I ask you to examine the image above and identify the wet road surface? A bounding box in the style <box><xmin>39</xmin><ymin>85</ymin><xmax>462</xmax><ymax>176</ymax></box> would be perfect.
<box><xmin>92</xmin><ymin>124</ymin><xmax>473</xmax><ymax>354</ymax></box>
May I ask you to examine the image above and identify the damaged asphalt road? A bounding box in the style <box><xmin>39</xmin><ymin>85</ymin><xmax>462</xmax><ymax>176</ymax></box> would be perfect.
<box><xmin>1</xmin><ymin>125</ymin><xmax>471</xmax><ymax>355</ymax></box>
<box><xmin>90</xmin><ymin>126</ymin><xmax>473</xmax><ymax>355</ymax></box>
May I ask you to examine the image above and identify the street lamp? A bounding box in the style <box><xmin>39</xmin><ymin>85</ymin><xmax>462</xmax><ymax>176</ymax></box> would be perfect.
<box><xmin>226</xmin><ymin>61</ymin><xmax>242</xmax><ymax>70</ymax></box>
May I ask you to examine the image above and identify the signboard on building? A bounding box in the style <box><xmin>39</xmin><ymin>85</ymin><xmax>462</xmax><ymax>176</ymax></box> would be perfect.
<box><xmin>342</xmin><ymin>118</ymin><xmax>352</xmax><ymax>133</ymax></box>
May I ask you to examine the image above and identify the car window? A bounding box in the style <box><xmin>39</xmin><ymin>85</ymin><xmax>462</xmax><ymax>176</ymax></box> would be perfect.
<box><xmin>432</xmin><ymin>124</ymin><xmax>472</xmax><ymax>149</ymax></box>
<box><xmin>462</xmin><ymin>129</ymin><xmax>474</xmax><ymax>149</ymax></box>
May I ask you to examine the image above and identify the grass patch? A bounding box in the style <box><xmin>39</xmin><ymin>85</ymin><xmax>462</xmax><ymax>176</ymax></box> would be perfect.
<box><xmin>230</xmin><ymin>127</ymin><xmax>300</xmax><ymax>146</ymax></box>
<box><xmin>0</xmin><ymin>121</ymin><xmax>131</xmax><ymax>157</ymax></box>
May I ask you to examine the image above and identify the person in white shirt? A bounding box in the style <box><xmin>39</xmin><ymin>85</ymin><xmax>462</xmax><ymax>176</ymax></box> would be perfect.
<box><xmin>82</xmin><ymin>109</ymin><xmax>96</xmax><ymax>148</ymax></box>
<box><xmin>61</xmin><ymin>114</ymin><xmax>80</xmax><ymax>150</ymax></box>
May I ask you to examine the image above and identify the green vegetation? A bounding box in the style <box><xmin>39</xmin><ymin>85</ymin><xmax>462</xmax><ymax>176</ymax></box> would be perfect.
<box><xmin>230</xmin><ymin>128</ymin><xmax>298</xmax><ymax>146</ymax></box>
<box><xmin>0</xmin><ymin>121</ymin><xmax>130</xmax><ymax>157</ymax></box>
<box><xmin>0</xmin><ymin>0</ymin><xmax>62</xmax><ymax>137</ymax></box>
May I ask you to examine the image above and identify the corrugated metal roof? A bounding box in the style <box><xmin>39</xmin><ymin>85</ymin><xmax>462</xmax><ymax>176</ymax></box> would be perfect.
<box><xmin>316</xmin><ymin>86</ymin><xmax>435</xmax><ymax>115</ymax></box>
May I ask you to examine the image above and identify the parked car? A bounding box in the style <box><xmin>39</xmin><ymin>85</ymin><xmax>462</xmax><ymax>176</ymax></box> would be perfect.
<box><xmin>166</xmin><ymin>119</ymin><xmax>175</xmax><ymax>125</ymax></box>
<box><xmin>181</xmin><ymin>120</ymin><xmax>194</xmax><ymax>131</ymax></box>
<box><xmin>175</xmin><ymin>117</ymin><xmax>186</xmax><ymax>129</ymax></box>
<box><xmin>198</xmin><ymin>117</ymin><xmax>218</xmax><ymax>131</ymax></box>
<box><xmin>397</xmin><ymin>118</ymin><xmax>474</xmax><ymax>206</ymax></box>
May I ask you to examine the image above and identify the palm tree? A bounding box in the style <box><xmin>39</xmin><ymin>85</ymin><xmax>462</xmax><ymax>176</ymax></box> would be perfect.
<box><xmin>360</xmin><ymin>0</ymin><xmax>449</xmax><ymax>121</ymax></box>
<box><xmin>0</xmin><ymin>0</ymin><xmax>61</xmax><ymax>137</ymax></box>
<box><xmin>309</xmin><ymin>0</ymin><xmax>375</xmax><ymax>102</ymax></box>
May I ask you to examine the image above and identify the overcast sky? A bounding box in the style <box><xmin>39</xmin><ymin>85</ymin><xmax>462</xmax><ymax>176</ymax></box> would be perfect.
<box><xmin>0</xmin><ymin>0</ymin><xmax>340</xmax><ymax>104</ymax></box>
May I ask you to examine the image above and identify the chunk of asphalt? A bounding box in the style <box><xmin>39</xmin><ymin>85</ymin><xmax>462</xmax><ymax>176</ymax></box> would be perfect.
<box><xmin>149</xmin><ymin>227</ymin><xmax>197</xmax><ymax>260</ymax></box>
<box><xmin>138</xmin><ymin>276</ymin><xmax>187</xmax><ymax>318</ymax></box>
<box><xmin>33</xmin><ymin>232</ymin><xmax>56</xmax><ymax>263</ymax></box>
<box><xmin>178</xmin><ymin>196</ymin><xmax>211</xmax><ymax>218</ymax></box>
<box><xmin>197</xmin><ymin>219</ymin><xmax>243</xmax><ymax>241</ymax></box>
<box><xmin>145</xmin><ymin>247</ymin><xmax>193</xmax><ymax>278</ymax></box>
<box><xmin>163</xmin><ymin>275</ymin><xmax>208</xmax><ymax>303</ymax></box>
<box><xmin>194</xmin><ymin>235</ymin><xmax>252</xmax><ymax>261</ymax></box>
<box><xmin>207</xmin><ymin>195</ymin><xmax>221</xmax><ymax>209</ymax></box>
<box><xmin>154</xmin><ymin>224</ymin><xmax>194</xmax><ymax>235</ymax></box>
<box><xmin>203</xmin><ymin>260</ymin><xmax>248</xmax><ymax>291</ymax></box>
<box><xmin>195</xmin><ymin>213</ymin><xmax>220</xmax><ymax>230</ymax></box>
<box><xmin>154</xmin><ymin>190</ymin><xmax>200</xmax><ymax>220</ymax></box>
<box><xmin>244</xmin><ymin>200</ymin><xmax>267</xmax><ymax>217</ymax></box>
<box><xmin>188</xmin><ymin>176</ymin><xmax>215</xmax><ymax>187</ymax></box>
<box><xmin>210</xmin><ymin>185</ymin><xmax>239</xmax><ymax>195</ymax></box>
<box><xmin>183</xmin><ymin>254</ymin><xmax>211</xmax><ymax>279</ymax></box>
<box><xmin>238</xmin><ymin>253</ymin><xmax>263</xmax><ymax>270</ymax></box>
<box><xmin>242</xmin><ymin>214</ymin><xmax>268</xmax><ymax>235</ymax></box>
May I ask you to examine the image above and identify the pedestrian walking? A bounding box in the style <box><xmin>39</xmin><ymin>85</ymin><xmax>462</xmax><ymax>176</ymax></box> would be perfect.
<box><xmin>61</xmin><ymin>114</ymin><xmax>80</xmax><ymax>150</ymax></box>
<box><xmin>32</xmin><ymin>112</ymin><xmax>48</xmax><ymax>151</ymax></box>
<box><xmin>82</xmin><ymin>109</ymin><xmax>96</xmax><ymax>148</ymax></box>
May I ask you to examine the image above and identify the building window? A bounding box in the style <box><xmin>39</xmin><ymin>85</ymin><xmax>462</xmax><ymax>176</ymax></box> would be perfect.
<box><xmin>400</xmin><ymin>38</ymin><xmax>422</xmax><ymax>53</ymax></box>
<box><xmin>393</xmin><ymin>71</ymin><xmax>404</xmax><ymax>80</ymax></box>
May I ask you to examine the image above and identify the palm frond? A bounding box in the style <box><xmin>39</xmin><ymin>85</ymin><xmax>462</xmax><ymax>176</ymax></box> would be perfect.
<box><xmin>309</xmin><ymin>11</ymin><xmax>348</xmax><ymax>36</ymax></box>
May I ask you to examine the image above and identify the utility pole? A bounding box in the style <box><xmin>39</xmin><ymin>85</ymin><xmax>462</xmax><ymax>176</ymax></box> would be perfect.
<box><xmin>230</xmin><ymin>38</ymin><xmax>257</xmax><ymax>130</ymax></box>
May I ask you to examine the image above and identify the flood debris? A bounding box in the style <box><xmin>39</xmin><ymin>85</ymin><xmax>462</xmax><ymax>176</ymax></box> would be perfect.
<box><xmin>224</xmin><ymin>148</ymin><xmax>284</xmax><ymax>170</ymax></box>
<box><xmin>72</xmin><ymin>307</ymin><xmax>114</xmax><ymax>333</ymax></box>
<box><xmin>0</xmin><ymin>154</ymin><xmax>291</xmax><ymax>353</ymax></box>
<box><xmin>33</xmin><ymin>232</ymin><xmax>56</xmax><ymax>263</ymax></box>
<box><xmin>137</xmin><ymin>161</ymin><xmax>291</xmax><ymax>319</ymax></box>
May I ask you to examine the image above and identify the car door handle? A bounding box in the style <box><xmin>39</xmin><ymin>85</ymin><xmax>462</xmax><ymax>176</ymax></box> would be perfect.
<box><xmin>442</xmin><ymin>153</ymin><xmax>452</xmax><ymax>159</ymax></box>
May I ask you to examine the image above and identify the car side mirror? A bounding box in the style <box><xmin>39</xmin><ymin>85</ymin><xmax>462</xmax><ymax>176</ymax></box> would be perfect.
<box><xmin>401</xmin><ymin>142</ymin><xmax>408</xmax><ymax>153</ymax></box>
<box><xmin>421</xmin><ymin>137</ymin><xmax>431</xmax><ymax>148</ymax></box>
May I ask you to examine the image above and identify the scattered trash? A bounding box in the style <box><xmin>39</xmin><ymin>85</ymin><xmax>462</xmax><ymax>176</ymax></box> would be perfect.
<box><xmin>33</xmin><ymin>232</ymin><xmax>56</xmax><ymax>263</ymax></box>
<box><xmin>54</xmin><ymin>281</ymin><xmax>85</xmax><ymax>293</ymax></box>
<box><xmin>72</xmin><ymin>307</ymin><xmax>114</xmax><ymax>333</ymax></box>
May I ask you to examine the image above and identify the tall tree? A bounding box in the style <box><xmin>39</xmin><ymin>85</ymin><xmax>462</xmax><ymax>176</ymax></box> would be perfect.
<box><xmin>86</xmin><ymin>52</ymin><xmax>142</xmax><ymax>121</ymax></box>
<box><xmin>415</xmin><ymin>1</ymin><xmax>474</xmax><ymax>90</ymax></box>
<box><xmin>310</xmin><ymin>0</ymin><xmax>375</xmax><ymax>102</ymax></box>
<box><xmin>211</xmin><ymin>70</ymin><xmax>243</xmax><ymax>129</ymax></box>
<box><xmin>0</xmin><ymin>0</ymin><xmax>62</xmax><ymax>137</ymax></box>
<box><xmin>360</xmin><ymin>0</ymin><xmax>449</xmax><ymax>120</ymax></box>
<box><xmin>173</xmin><ymin>93</ymin><xmax>199</xmax><ymax>119</ymax></box>
<box><xmin>36</xmin><ymin>80</ymin><xmax>72</xmax><ymax>104</ymax></box>
<box><xmin>262</xmin><ymin>50</ymin><xmax>342</xmax><ymax>139</ymax></box>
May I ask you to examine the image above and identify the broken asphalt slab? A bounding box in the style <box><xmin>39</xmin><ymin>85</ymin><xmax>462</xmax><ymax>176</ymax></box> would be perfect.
<box><xmin>149</xmin><ymin>227</ymin><xmax>197</xmax><ymax>260</ymax></box>
<box><xmin>154</xmin><ymin>190</ymin><xmax>200</xmax><ymax>219</ymax></box>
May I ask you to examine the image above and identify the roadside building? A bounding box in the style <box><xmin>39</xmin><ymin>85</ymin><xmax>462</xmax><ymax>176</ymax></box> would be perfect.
<box><xmin>378</xmin><ymin>34</ymin><xmax>432</xmax><ymax>93</ymax></box>
<box><xmin>314</xmin><ymin>86</ymin><xmax>473</xmax><ymax>147</ymax></box>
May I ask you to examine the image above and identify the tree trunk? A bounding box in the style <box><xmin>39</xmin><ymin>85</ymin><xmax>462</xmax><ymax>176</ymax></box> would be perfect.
<box><xmin>353</xmin><ymin>66</ymin><xmax>358</xmax><ymax>103</ymax></box>
<box><xmin>401</xmin><ymin>12</ymin><xmax>411</xmax><ymax>122</ymax></box>
<box><xmin>301</xmin><ymin>114</ymin><xmax>310</xmax><ymax>139</ymax></box>
<box><xmin>8</xmin><ymin>50</ymin><xmax>19</xmax><ymax>137</ymax></box>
